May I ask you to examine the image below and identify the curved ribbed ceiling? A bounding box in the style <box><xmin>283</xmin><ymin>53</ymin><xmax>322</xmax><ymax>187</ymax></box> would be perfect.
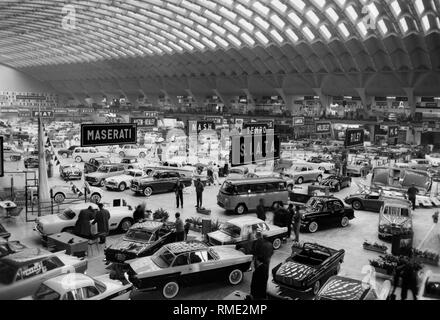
<box><xmin>0</xmin><ymin>0</ymin><xmax>439</xmax><ymax>68</ymax></box>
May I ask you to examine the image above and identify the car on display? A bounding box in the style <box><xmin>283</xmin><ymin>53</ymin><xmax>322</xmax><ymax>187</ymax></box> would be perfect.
<box><xmin>314</xmin><ymin>276</ymin><xmax>388</xmax><ymax>300</ymax></box>
<box><xmin>35</xmin><ymin>199</ymin><xmax>135</xmax><ymax>242</ymax></box>
<box><xmin>57</xmin><ymin>146</ymin><xmax>79</xmax><ymax>159</ymax></box>
<box><xmin>225</xmin><ymin>166</ymin><xmax>249</xmax><ymax>180</ymax></box>
<box><xmin>418</xmin><ymin>271</ymin><xmax>440</xmax><ymax>300</ymax></box>
<box><xmin>72</xmin><ymin>147</ymin><xmax>109</xmax><ymax>163</ymax></box>
<box><xmin>83</xmin><ymin>157</ymin><xmax>113</xmax><ymax>174</ymax></box>
<box><xmin>0</xmin><ymin>248</ymin><xmax>88</xmax><ymax>300</ymax></box>
<box><xmin>24</xmin><ymin>273</ymin><xmax>132</xmax><ymax>300</ymax></box>
<box><xmin>59</xmin><ymin>164</ymin><xmax>82</xmax><ymax>181</ymax></box>
<box><xmin>105</xmin><ymin>169</ymin><xmax>148</xmax><ymax>191</ymax></box>
<box><xmin>24</xmin><ymin>156</ymin><xmax>39</xmax><ymax>169</ymax></box>
<box><xmin>126</xmin><ymin>241</ymin><xmax>253</xmax><ymax>299</ymax></box>
<box><xmin>378</xmin><ymin>199</ymin><xmax>413</xmax><ymax>241</ymax></box>
<box><xmin>207</xmin><ymin>216</ymin><xmax>288</xmax><ymax>251</ymax></box>
<box><xmin>344</xmin><ymin>191</ymin><xmax>387</xmax><ymax>212</ymax></box>
<box><xmin>120</xmin><ymin>156</ymin><xmax>141</xmax><ymax>169</ymax></box>
<box><xmin>408</xmin><ymin>159</ymin><xmax>431</xmax><ymax>171</ymax></box>
<box><xmin>116</xmin><ymin>144</ymin><xmax>152</xmax><ymax>158</ymax></box>
<box><xmin>217</xmin><ymin>178</ymin><xmax>289</xmax><ymax>215</ymax></box>
<box><xmin>282</xmin><ymin>164</ymin><xmax>323</xmax><ymax>185</ymax></box>
<box><xmin>0</xmin><ymin>223</ymin><xmax>11</xmax><ymax>240</ymax></box>
<box><xmin>130</xmin><ymin>170</ymin><xmax>192</xmax><ymax>197</ymax></box>
<box><xmin>346</xmin><ymin>159</ymin><xmax>372</xmax><ymax>177</ymax></box>
<box><xmin>85</xmin><ymin>164</ymin><xmax>126</xmax><ymax>187</ymax></box>
<box><xmin>104</xmin><ymin>220</ymin><xmax>176</xmax><ymax>264</ymax></box>
<box><xmin>3</xmin><ymin>144</ymin><xmax>23</xmax><ymax>161</ymax></box>
<box><xmin>0</xmin><ymin>239</ymin><xmax>27</xmax><ymax>258</ymax></box>
<box><xmin>426</xmin><ymin>153</ymin><xmax>440</xmax><ymax>167</ymax></box>
<box><xmin>51</xmin><ymin>182</ymin><xmax>102</xmax><ymax>204</ymax></box>
<box><xmin>319</xmin><ymin>175</ymin><xmax>352</xmax><ymax>192</ymax></box>
<box><xmin>271</xmin><ymin>243</ymin><xmax>345</xmax><ymax>297</ymax></box>
<box><xmin>371</xmin><ymin>167</ymin><xmax>432</xmax><ymax>195</ymax></box>
<box><xmin>306</xmin><ymin>158</ymin><xmax>335</xmax><ymax>173</ymax></box>
<box><xmin>300</xmin><ymin>197</ymin><xmax>355</xmax><ymax>233</ymax></box>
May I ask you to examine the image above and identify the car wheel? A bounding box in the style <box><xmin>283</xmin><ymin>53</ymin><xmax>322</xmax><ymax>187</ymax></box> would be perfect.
<box><xmin>119</xmin><ymin>183</ymin><xmax>126</xmax><ymax>191</ymax></box>
<box><xmin>235</xmin><ymin>204</ymin><xmax>247</xmax><ymax>215</ymax></box>
<box><xmin>308</xmin><ymin>221</ymin><xmax>318</xmax><ymax>233</ymax></box>
<box><xmin>272</xmin><ymin>238</ymin><xmax>282</xmax><ymax>250</ymax></box>
<box><xmin>99</xmin><ymin>180</ymin><xmax>105</xmax><ymax>187</ymax></box>
<box><xmin>75</xmin><ymin>156</ymin><xmax>82</xmax><ymax>163</ymax></box>
<box><xmin>228</xmin><ymin>269</ymin><xmax>243</xmax><ymax>285</ymax></box>
<box><xmin>296</xmin><ymin>177</ymin><xmax>304</xmax><ymax>184</ymax></box>
<box><xmin>287</xmin><ymin>184</ymin><xmax>294</xmax><ymax>191</ymax></box>
<box><xmin>53</xmin><ymin>193</ymin><xmax>65</xmax><ymax>203</ymax></box>
<box><xmin>139</xmin><ymin>152</ymin><xmax>146</xmax><ymax>158</ymax></box>
<box><xmin>341</xmin><ymin>216</ymin><xmax>350</xmax><ymax>228</ymax></box>
<box><xmin>119</xmin><ymin>151</ymin><xmax>125</xmax><ymax>158</ymax></box>
<box><xmin>90</xmin><ymin>193</ymin><xmax>101</xmax><ymax>203</ymax></box>
<box><xmin>316</xmin><ymin>175</ymin><xmax>323</xmax><ymax>183</ymax></box>
<box><xmin>312</xmin><ymin>280</ymin><xmax>321</xmax><ymax>295</ymax></box>
<box><xmin>62</xmin><ymin>153</ymin><xmax>68</xmax><ymax>159</ymax></box>
<box><xmin>352</xmin><ymin>200</ymin><xmax>363</xmax><ymax>210</ymax></box>
<box><xmin>143</xmin><ymin>187</ymin><xmax>153</xmax><ymax>197</ymax></box>
<box><xmin>119</xmin><ymin>218</ymin><xmax>133</xmax><ymax>232</ymax></box>
<box><xmin>162</xmin><ymin>281</ymin><xmax>179</xmax><ymax>299</ymax></box>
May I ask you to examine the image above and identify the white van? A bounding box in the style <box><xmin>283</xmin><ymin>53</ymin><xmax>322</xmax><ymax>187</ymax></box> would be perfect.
<box><xmin>73</xmin><ymin>147</ymin><xmax>110</xmax><ymax>163</ymax></box>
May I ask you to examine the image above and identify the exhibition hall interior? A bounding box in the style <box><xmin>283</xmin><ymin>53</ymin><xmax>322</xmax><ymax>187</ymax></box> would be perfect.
<box><xmin>1</xmin><ymin>0</ymin><xmax>440</xmax><ymax>302</ymax></box>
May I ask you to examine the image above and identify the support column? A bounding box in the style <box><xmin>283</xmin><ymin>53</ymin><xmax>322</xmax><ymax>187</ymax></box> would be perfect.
<box><xmin>161</xmin><ymin>90</ymin><xmax>179</xmax><ymax>109</ymax></box>
<box><xmin>213</xmin><ymin>89</ymin><xmax>233</xmax><ymax>112</ymax></box>
<box><xmin>186</xmin><ymin>90</ymin><xmax>205</xmax><ymax>109</ymax></box>
<box><xmin>242</xmin><ymin>89</ymin><xmax>255</xmax><ymax>112</ymax></box>
<box><xmin>275</xmin><ymin>88</ymin><xmax>294</xmax><ymax>111</ymax></box>
<box><xmin>313</xmin><ymin>88</ymin><xmax>331</xmax><ymax>116</ymax></box>
<box><xmin>403</xmin><ymin>87</ymin><xmax>416</xmax><ymax>117</ymax></box>
<box><xmin>354</xmin><ymin>88</ymin><xmax>374</xmax><ymax>119</ymax></box>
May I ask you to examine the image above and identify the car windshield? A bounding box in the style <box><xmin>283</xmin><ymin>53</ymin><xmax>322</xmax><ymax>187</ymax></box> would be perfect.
<box><xmin>126</xmin><ymin>171</ymin><xmax>138</xmax><ymax>177</ymax></box>
<box><xmin>98</xmin><ymin>167</ymin><xmax>109</xmax><ymax>173</ymax></box>
<box><xmin>305</xmin><ymin>198</ymin><xmax>325</xmax><ymax>213</ymax></box>
<box><xmin>58</xmin><ymin>209</ymin><xmax>76</xmax><ymax>220</ymax></box>
<box><xmin>152</xmin><ymin>248</ymin><xmax>175</xmax><ymax>268</ymax></box>
<box><xmin>33</xmin><ymin>284</ymin><xmax>61</xmax><ymax>300</ymax></box>
<box><xmin>220</xmin><ymin>182</ymin><xmax>236</xmax><ymax>194</ymax></box>
<box><xmin>125</xmin><ymin>230</ymin><xmax>154</xmax><ymax>242</ymax></box>
<box><xmin>0</xmin><ymin>262</ymin><xmax>16</xmax><ymax>285</ymax></box>
<box><xmin>220</xmin><ymin>223</ymin><xmax>241</xmax><ymax>238</ymax></box>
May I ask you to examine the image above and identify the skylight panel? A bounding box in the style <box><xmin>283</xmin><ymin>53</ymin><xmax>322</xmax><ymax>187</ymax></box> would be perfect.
<box><xmin>198</xmin><ymin>0</ymin><xmax>216</xmax><ymax>11</ymax></box>
<box><xmin>326</xmin><ymin>7</ymin><xmax>339</xmax><ymax>23</ymax></box>
<box><xmin>320</xmin><ymin>25</ymin><xmax>332</xmax><ymax>39</ymax></box>
<box><xmin>255</xmin><ymin>31</ymin><xmax>269</xmax><ymax>45</ymax></box>
<box><xmin>312</xmin><ymin>0</ymin><xmax>326</xmax><ymax>9</ymax></box>
<box><xmin>334</xmin><ymin>0</ymin><xmax>346</xmax><ymax>7</ymax></box>
<box><xmin>179</xmin><ymin>40</ymin><xmax>194</xmax><ymax>51</ymax></box>
<box><xmin>176</xmin><ymin>15</ymin><xmax>194</xmax><ymax>27</ymax></box>
<box><xmin>357</xmin><ymin>21</ymin><xmax>368</xmax><ymax>36</ymax></box>
<box><xmin>303</xmin><ymin>26</ymin><xmax>315</xmax><ymax>40</ymax></box>
<box><xmin>270</xmin><ymin>29</ymin><xmax>284</xmax><ymax>43</ymax></box>
<box><xmin>437</xmin><ymin>17</ymin><xmax>440</xmax><ymax>29</ymax></box>
<box><xmin>422</xmin><ymin>15</ymin><xmax>430</xmax><ymax>31</ymax></box>
<box><xmin>201</xmin><ymin>36</ymin><xmax>217</xmax><ymax>49</ymax></box>
<box><xmin>189</xmin><ymin>12</ymin><xmax>208</xmax><ymax>25</ymax></box>
<box><xmin>271</xmin><ymin>14</ymin><xmax>285</xmax><ymax>29</ymax></box>
<box><xmin>214</xmin><ymin>35</ymin><xmax>229</xmax><ymax>47</ymax></box>
<box><xmin>181</xmin><ymin>0</ymin><xmax>201</xmax><ymax>13</ymax></box>
<box><xmin>285</xmin><ymin>28</ymin><xmax>299</xmax><ymax>42</ymax></box>
<box><xmin>345</xmin><ymin>5</ymin><xmax>358</xmax><ymax>21</ymax></box>
<box><xmin>415</xmin><ymin>0</ymin><xmax>425</xmax><ymax>14</ymax></box>
<box><xmin>152</xmin><ymin>6</ymin><xmax>173</xmax><ymax>18</ymax></box>
<box><xmin>288</xmin><ymin>12</ymin><xmax>303</xmax><ymax>26</ymax></box>
<box><xmin>338</xmin><ymin>23</ymin><xmax>350</xmax><ymax>37</ymax></box>
<box><xmin>289</xmin><ymin>0</ymin><xmax>305</xmax><ymax>12</ymax></box>
<box><xmin>271</xmin><ymin>0</ymin><xmax>287</xmax><ymax>13</ymax></box>
<box><xmin>391</xmin><ymin>0</ymin><xmax>401</xmax><ymax>16</ymax></box>
<box><xmin>255</xmin><ymin>16</ymin><xmax>270</xmax><ymax>30</ymax></box>
<box><xmin>204</xmin><ymin>10</ymin><xmax>222</xmax><ymax>23</ymax></box>
<box><xmin>219</xmin><ymin>7</ymin><xmax>237</xmax><ymax>20</ymax></box>
<box><xmin>190</xmin><ymin>38</ymin><xmax>206</xmax><ymax>50</ymax></box>
<box><xmin>240</xmin><ymin>33</ymin><xmax>255</xmax><ymax>46</ymax></box>
<box><xmin>377</xmin><ymin>19</ymin><xmax>388</xmax><ymax>34</ymax></box>
<box><xmin>210</xmin><ymin>22</ymin><xmax>226</xmax><ymax>35</ymax></box>
<box><xmin>366</xmin><ymin>3</ymin><xmax>379</xmax><ymax>20</ymax></box>
<box><xmin>168</xmin><ymin>42</ymin><xmax>184</xmax><ymax>52</ymax></box>
<box><xmin>306</xmin><ymin>10</ymin><xmax>320</xmax><ymax>25</ymax></box>
<box><xmin>183</xmin><ymin>26</ymin><xmax>200</xmax><ymax>39</ymax></box>
<box><xmin>196</xmin><ymin>25</ymin><xmax>213</xmax><ymax>37</ymax></box>
<box><xmin>238</xmin><ymin>18</ymin><xmax>254</xmax><ymax>32</ymax></box>
<box><xmin>227</xmin><ymin>34</ymin><xmax>242</xmax><ymax>47</ymax></box>
<box><xmin>171</xmin><ymin>28</ymin><xmax>188</xmax><ymax>40</ymax></box>
<box><xmin>224</xmin><ymin>20</ymin><xmax>240</xmax><ymax>33</ymax></box>
<box><xmin>163</xmin><ymin>17</ymin><xmax>182</xmax><ymax>29</ymax></box>
<box><xmin>253</xmin><ymin>2</ymin><xmax>270</xmax><ymax>16</ymax></box>
<box><xmin>399</xmin><ymin>17</ymin><xmax>409</xmax><ymax>32</ymax></box>
<box><xmin>236</xmin><ymin>4</ymin><xmax>252</xmax><ymax>18</ymax></box>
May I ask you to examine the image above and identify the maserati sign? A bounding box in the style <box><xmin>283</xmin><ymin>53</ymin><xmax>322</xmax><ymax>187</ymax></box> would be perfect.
<box><xmin>81</xmin><ymin>123</ymin><xmax>137</xmax><ymax>147</ymax></box>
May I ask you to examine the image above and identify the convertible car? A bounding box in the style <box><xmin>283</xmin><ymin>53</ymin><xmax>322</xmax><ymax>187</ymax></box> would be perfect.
<box><xmin>59</xmin><ymin>164</ymin><xmax>82</xmax><ymax>181</ymax></box>
<box><xmin>300</xmin><ymin>197</ymin><xmax>355</xmax><ymax>233</ymax></box>
<box><xmin>51</xmin><ymin>182</ymin><xmax>102</xmax><ymax>204</ymax></box>
<box><xmin>104</xmin><ymin>220</ymin><xmax>176</xmax><ymax>264</ymax></box>
<box><xmin>126</xmin><ymin>241</ymin><xmax>253</xmax><ymax>299</ymax></box>
<box><xmin>344</xmin><ymin>191</ymin><xmax>386</xmax><ymax>212</ymax></box>
<box><xmin>0</xmin><ymin>248</ymin><xmax>87</xmax><ymax>300</ymax></box>
<box><xmin>24</xmin><ymin>273</ymin><xmax>132</xmax><ymax>300</ymax></box>
<box><xmin>271</xmin><ymin>243</ymin><xmax>345</xmax><ymax>297</ymax></box>
<box><xmin>319</xmin><ymin>175</ymin><xmax>352</xmax><ymax>192</ymax></box>
<box><xmin>315</xmin><ymin>276</ymin><xmax>388</xmax><ymax>300</ymax></box>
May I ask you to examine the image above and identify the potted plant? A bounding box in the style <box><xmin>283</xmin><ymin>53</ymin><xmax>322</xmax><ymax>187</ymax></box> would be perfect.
<box><xmin>413</xmin><ymin>249</ymin><xmax>440</xmax><ymax>266</ymax></box>
<box><xmin>363</xmin><ymin>240</ymin><xmax>388</xmax><ymax>253</ymax></box>
<box><xmin>153</xmin><ymin>208</ymin><xmax>169</xmax><ymax>222</ymax></box>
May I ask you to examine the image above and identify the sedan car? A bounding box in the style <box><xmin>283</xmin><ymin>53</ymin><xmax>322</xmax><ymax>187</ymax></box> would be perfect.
<box><xmin>24</xmin><ymin>156</ymin><xmax>39</xmax><ymax>169</ymax></box>
<box><xmin>105</xmin><ymin>169</ymin><xmax>148</xmax><ymax>191</ymax></box>
<box><xmin>104</xmin><ymin>220</ymin><xmax>176</xmax><ymax>264</ymax></box>
<box><xmin>85</xmin><ymin>164</ymin><xmax>126</xmax><ymax>187</ymax></box>
<box><xmin>319</xmin><ymin>175</ymin><xmax>352</xmax><ymax>192</ymax></box>
<box><xmin>57</xmin><ymin>146</ymin><xmax>79</xmax><ymax>159</ymax></box>
<box><xmin>24</xmin><ymin>273</ymin><xmax>132</xmax><ymax>300</ymax></box>
<box><xmin>0</xmin><ymin>248</ymin><xmax>87</xmax><ymax>300</ymax></box>
<box><xmin>283</xmin><ymin>165</ymin><xmax>323</xmax><ymax>185</ymax></box>
<box><xmin>59</xmin><ymin>164</ymin><xmax>82</xmax><ymax>181</ymax></box>
<box><xmin>130</xmin><ymin>170</ymin><xmax>192</xmax><ymax>197</ymax></box>
<box><xmin>346</xmin><ymin>160</ymin><xmax>372</xmax><ymax>177</ymax></box>
<box><xmin>126</xmin><ymin>241</ymin><xmax>253</xmax><ymax>299</ymax></box>
<box><xmin>300</xmin><ymin>197</ymin><xmax>355</xmax><ymax>233</ymax></box>
<box><xmin>83</xmin><ymin>157</ymin><xmax>113</xmax><ymax>174</ymax></box>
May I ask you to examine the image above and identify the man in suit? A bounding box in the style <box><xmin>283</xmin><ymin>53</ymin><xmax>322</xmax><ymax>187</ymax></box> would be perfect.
<box><xmin>195</xmin><ymin>178</ymin><xmax>204</xmax><ymax>208</ymax></box>
<box><xmin>74</xmin><ymin>205</ymin><xmax>96</xmax><ymax>239</ymax></box>
<box><xmin>173</xmin><ymin>178</ymin><xmax>184</xmax><ymax>209</ymax></box>
<box><xmin>93</xmin><ymin>203</ymin><xmax>110</xmax><ymax>244</ymax></box>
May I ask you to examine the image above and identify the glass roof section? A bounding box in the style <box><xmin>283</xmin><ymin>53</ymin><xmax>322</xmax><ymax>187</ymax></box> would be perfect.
<box><xmin>0</xmin><ymin>0</ymin><xmax>438</xmax><ymax>68</ymax></box>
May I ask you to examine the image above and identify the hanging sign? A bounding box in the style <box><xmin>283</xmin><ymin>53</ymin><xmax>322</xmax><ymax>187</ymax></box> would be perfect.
<box><xmin>388</xmin><ymin>126</ymin><xmax>399</xmax><ymax>138</ymax></box>
<box><xmin>344</xmin><ymin>129</ymin><xmax>364</xmax><ymax>148</ymax></box>
<box><xmin>32</xmin><ymin>110</ymin><xmax>54</xmax><ymax>118</ymax></box>
<box><xmin>81</xmin><ymin>123</ymin><xmax>137</xmax><ymax>147</ymax></box>
<box><xmin>315</xmin><ymin>122</ymin><xmax>332</xmax><ymax>134</ymax></box>
<box><xmin>292</xmin><ymin>117</ymin><xmax>305</xmax><ymax>126</ymax></box>
<box><xmin>230</xmin><ymin>132</ymin><xmax>280</xmax><ymax>167</ymax></box>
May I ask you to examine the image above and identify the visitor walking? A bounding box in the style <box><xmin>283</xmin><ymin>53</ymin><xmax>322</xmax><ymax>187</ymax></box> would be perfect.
<box><xmin>175</xmin><ymin>212</ymin><xmax>185</xmax><ymax>241</ymax></box>
<box><xmin>195</xmin><ymin>178</ymin><xmax>204</xmax><ymax>208</ymax></box>
<box><xmin>93</xmin><ymin>203</ymin><xmax>110</xmax><ymax>244</ymax></box>
<box><xmin>256</xmin><ymin>199</ymin><xmax>266</xmax><ymax>221</ymax></box>
<box><xmin>250</xmin><ymin>257</ymin><xmax>270</xmax><ymax>300</ymax></box>
<box><xmin>407</xmin><ymin>184</ymin><xmax>419</xmax><ymax>210</ymax></box>
<box><xmin>74</xmin><ymin>205</ymin><xmax>95</xmax><ymax>239</ymax></box>
<box><xmin>184</xmin><ymin>219</ymin><xmax>191</xmax><ymax>240</ymax></box>
<box><xmin>287</xmin><ymin>203</ymin><xmax>295</xmax><ymax>239</ymax></box>
<box><xmin>213</xmin><ymin>163</ymin><xmax>220</xmax><ymax>186</ymax></box>
<box><xmin>292</xmin><ymin>205</ymin><xmax>302</xmax><ymax>242</ymax></box>
<box><xmin>173</xmin><ymin>178</ymin><xmax>184</xmax><ymax>208</ymax></box>
<box><xmin>133</xmin><ymin>203</ymin><xmax>146</xmax><ymax>223</ymax></box>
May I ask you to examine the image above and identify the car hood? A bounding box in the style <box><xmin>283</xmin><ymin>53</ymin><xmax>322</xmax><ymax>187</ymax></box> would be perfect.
<box><xmin>134</xmin><ymin>177</ymin><xmax>154</xmax><ymax>183</ymax></box>
<box><xmin>275</xmin><ymin>261</ymin><xmax>315</xmax><ymax>284</ymax></box>
<box><xmin>106</xmin><ymin>174</ymin><xmax>131</xmax><ymax>182</ymax></box>
<box><xmin>86</xmin><ymin>172</ymin><xmax>106</xmax><ymax>178</ymax></box>
<box><xmin>107</xmin><ymin>238</ymin><xmax>152</xmax><ymax>254</ymax></box>
<box><xmin>127</xmin><ymin>256</ymin><xmax>161</xmax><ymax>274</ymax></box>
<box><xmin>207</xmin><ymin>230</ymin><xmax>235</xmax><ymax>244</ymax></box>
<box><xmin>36</xmin><ymin>214</ymin><xmax>64</xmax><ymax>225</ymax></box>
<box><xmin>211</xmin><ymin>245</ymin><xmax>249</xmax><ymax>260</ymax></box>
<box><xmin>320</xmin><ymin>178</ymin><xmax>338</xmax><ymax>186</ymax></box>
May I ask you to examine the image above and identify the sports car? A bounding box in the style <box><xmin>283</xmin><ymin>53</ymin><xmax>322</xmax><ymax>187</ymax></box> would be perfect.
<box><xmin>0</xmin><ymin>248</ymin><xmax>87</xmax><ymax>300</ymax></box>
<box><xmin>24</xmin><ymin>156</ymin><xmax>39</xmax><ymax>169</ymax></box>
<box><xmin>315</xmin><ymin>276</ymin><xmax>389</xmax><ymax>300</ymax></box>
<box><xmin>126</xmin><ymin>241</ymin><xmax>253</xmax><ymax>299</ymax></box>
<box><xmin>306</xmin><ymin>158</ymin><xmax>335</xmax><ymax>173</ymax></box>
<box><xmin>24</xmin><ymin>273</ymin><xmax>132</xmax><ymax>300</ymax></box>
<box><xmin>59</xmin><ymin>164</ymin><xmax>82</xmax><ymax>181</ymax></box>
<box><xmin>104</xmin><ymin>220</ymin><xmax>176</xmax><ymax>264</ymax></box>
<box><xmin>35</xmin><ymin>199</ymin><xmax>135</xmax><ymax>242</ymax></box>
<box><xmin>51</xmin><ymin>182</ymin><xmax>102</xmax><ymax>204</ymax></box>
<box><xmin>271</xmin><ymin>243</ymin><xmax>345</xmax><ymax>297</ymax></box>
<box><xmin>0</xmin><ymin>239</ymin><xmax>27</xmax><ymax>258</ymax></box>
<box><xmin>344</xmin><ymin>192</ymin><xmax>385</xmax><ymax>212</ymax></box>
<box><xmin>346</xmin><ymin>160</ymin><xmax>372</xmax><ymax>177</ymax></box>
<box><xmin>319</xmin><ymin>175</ymin><xmax>352</xmax><ymax>192</ymax></box>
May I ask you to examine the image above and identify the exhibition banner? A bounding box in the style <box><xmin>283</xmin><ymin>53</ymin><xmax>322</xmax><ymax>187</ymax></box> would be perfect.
<box><xmin>230</xmin><ymin>133</ymin><xmax>280</xmax><ymax>167</ymax></box>
<box><xmin>130</xmin><ymin>117</ymin><xmax>157</xmax><ymax>127</ymax></box>
<box><xmin>32</xmin><ymin>110</ymin><xmax>54</xmax><ymax>118</ymax></box>
<box><xmin>292</xmin><ymin>117</ymin><xmax>305</xmax><ymax>126</ymax></box>
<box><xmin>315</xmin><ymin>122</ymin><xmax>332</xmax><ymax>134</ymax></box>
<box><xmin>188</xmin><ymin>121</ymin><xmax>215</xmax><ymax>135</ymax></box>
<box><xmin>243</xmin><ymin>122</ymin><xmax>268</xmax><ymax>135</ymax></box>
<box><xmin>81</xmin><ymin>123</ymin><xmax>137</xmax><ymax>147</ymax></box>
<box><xmin>145</xmin><ymin>111</ymin><xmax>159</xmax><ymax>117</ymax></box>
<box><xmin>388</xmin><ymin>126</ymin><xmax>399</xmax><ymax>138</ymax></box>
<box><xmin>0</xmin><ymin>136</ymin><xmax>3</xmax><ymax>177</ymax></box>
<box><xmin>344</xmin><ymin>129</ymin><xmax>364</xmax><ymax>148</ymax></box>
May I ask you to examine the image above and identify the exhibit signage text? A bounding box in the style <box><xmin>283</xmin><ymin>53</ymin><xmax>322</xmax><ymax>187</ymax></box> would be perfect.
<box><xmin>388</xmin><ymin>126</ymin><xmax>399</xmax><ymax>138</ymax></box>
<box><xmin>230</xmin><ymin>133</ymin><xmax>280</xmax><ymax>167</ymax></box>
<box><xmin>243</xmin><ymin>123</ymin><xmax>268</xmax><ymax>135</ymax></box>
<box><xmin>32</xmin><ymin>110</ymin><xmax>54</xmax><ymax>118</ymax></box>
<box><xmin>344</xmin><ymin>129</ymin><xmax>364</xmax><ymax>148</ymax></box>
<box><xmin>81</xmin><ymin>123</ymin><xmax>137</xmax><ymax>147</ymax></box>
<box><xmin>292</xmin><ymin>117</ymin><xmax>305</xmax><ymax>126</ymax></box>
<box><xmin>315</xmin><ymin>122</ymin><xmax>332</xmax><ymax>134</ymax></box>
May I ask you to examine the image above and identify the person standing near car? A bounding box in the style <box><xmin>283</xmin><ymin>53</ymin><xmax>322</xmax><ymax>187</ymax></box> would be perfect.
<box><xmin>174</xmin><ymin>212</ymin><xmax>185</xmax><ymax>241</ymax></box>
<box><xmin>250</xmin><ymin>256</ymin><xmax>270</xmax><ymax>300</ymax></box>
<box><xmin>407</xmin><ymin>184</ymin><xmax>419</xmax><ymax>210</ymax></box>
<box><xmin>195</xmin><ymin>178</ymin><xmax>204</xmax><ymax>208</ymax></box>
<box><xmin>173</xmin><ymin>178</ymin><xmax>184</xmax><ymax>209</ymax></box>
<box><xmin>74</xmin><ymin>205</ymin><xmax>95</xmax><ymax>239</ymax></box>
<box><xmin>256</xmin><ymin>199</ymin><xmax>266</xmax><ymax>221</ymax></box>
<box><xmin>286</xmin><ymin>203</ymin><xmax>295</xmax><ymax>239</ymax></box>
<box><xmin>133</xmin><ymin>203</ymin><xmax>146</xmax><ymax>223</ymax></box>
<box><xmin>292</xmin><ymin>206</ymin><xmax>302</xmax><ymax>242</ymax></box>
<box><xmin>92</xmin><ymin>203</ymin><xmax>110</xmax><ymax>244</ymax></box>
